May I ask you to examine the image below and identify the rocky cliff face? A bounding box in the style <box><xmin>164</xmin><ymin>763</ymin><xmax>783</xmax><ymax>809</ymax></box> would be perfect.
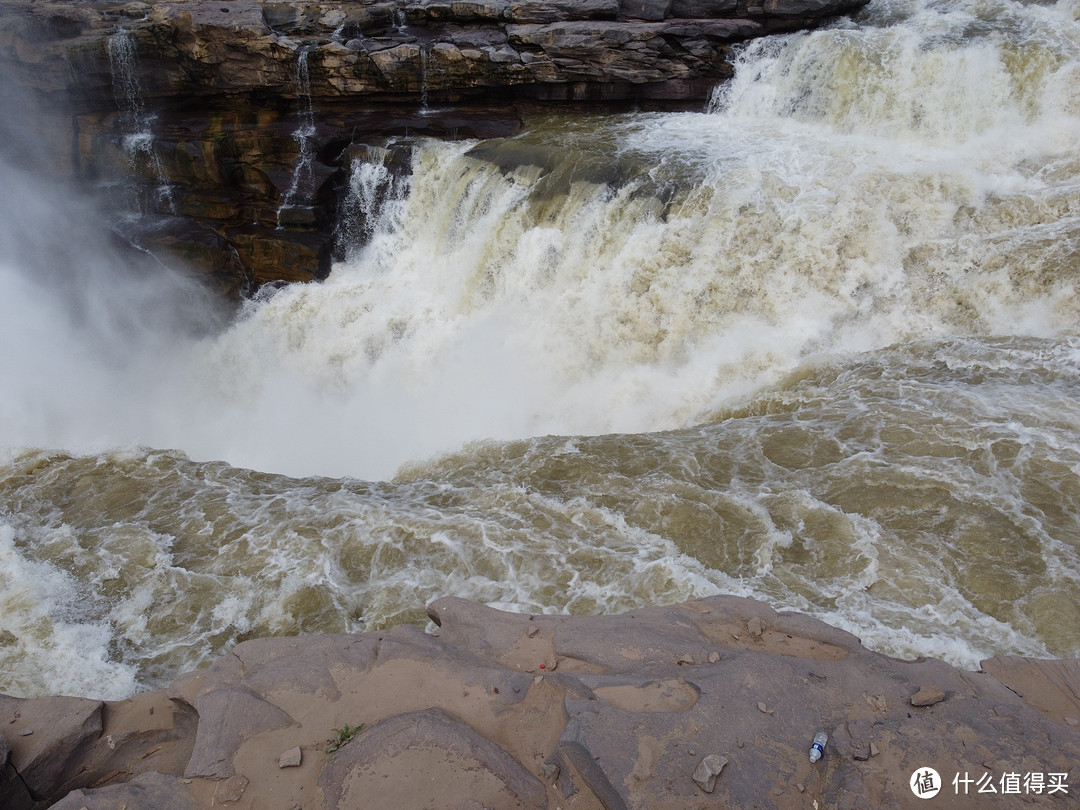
<box><xmin>0</xmin><ymin>0</ymin><xmax>868</xmax><ymax>295</ymax></box>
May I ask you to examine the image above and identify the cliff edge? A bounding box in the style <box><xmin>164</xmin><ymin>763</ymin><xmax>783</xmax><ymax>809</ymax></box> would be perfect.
<box><xmin>0</xmin><ymin>0</ymin><xmax>871</xmax><ymax>105</ymax></box>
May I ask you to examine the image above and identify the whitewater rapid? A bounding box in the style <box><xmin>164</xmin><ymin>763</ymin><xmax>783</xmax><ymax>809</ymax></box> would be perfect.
<box><xmin>1</xmin><ymin>0</ymin><xmax>1078</xmax><ymax>698</ymax></box>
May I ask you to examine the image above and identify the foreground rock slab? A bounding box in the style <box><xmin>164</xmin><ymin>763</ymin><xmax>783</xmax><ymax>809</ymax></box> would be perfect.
<box><xmin>1</xmin><ymin>595</ymin><xmax>1077</xmax><ymax>809</ymax></box>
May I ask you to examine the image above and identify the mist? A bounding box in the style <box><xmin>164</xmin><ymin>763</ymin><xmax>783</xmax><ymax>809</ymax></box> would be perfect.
<box><xmin>0</xmin><ymin>148</ymin><xmax>229</xmax><ymax>460</ymax></box>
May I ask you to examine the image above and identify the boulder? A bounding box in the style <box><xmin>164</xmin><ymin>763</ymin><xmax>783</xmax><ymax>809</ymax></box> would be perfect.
<box><xmin>0</xmin><ymin>730</ymin><xmax>34</xmax><ymax>810</ymax></box>
<box><xmin>507</xmin><ymin>0</ymin><xmax>620</xmax><ymax>22</ymax></box>
<box><xmin>0</xmin><ymin>687</ymin><xmax>197</xmax><ymax>808</ymax></box>
<box><xmin>619</xmin><ymin>0</ymin><xmax>674</xmax><ymax>21</ymax></box>
<box><xmin>764</xmin><ymin>0</ymin><xmax>858</xmax><ymax>16</ymax></box>
<box><xmin>1</xmin><ymin>695</ymin><xmax>102</xmax><ymax>801</ymax></box>
<box><xmin>672</xmin><ymin>0</ymin><xmax>740</xmax><ymax>17</ymax></box>
<box><xmin>184</xmin><ymin>685</ymin><xmax>298</xmax><ymax>779</ymax></box>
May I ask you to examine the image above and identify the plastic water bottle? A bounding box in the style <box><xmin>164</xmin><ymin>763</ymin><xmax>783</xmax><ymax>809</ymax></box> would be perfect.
<box><xmin>809</xmin><ymin>731</ymin><xmax>828</xmax><ymax>762</ymax></box>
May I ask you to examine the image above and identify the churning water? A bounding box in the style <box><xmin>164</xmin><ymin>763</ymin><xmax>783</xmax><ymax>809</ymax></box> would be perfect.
<box><xmin>1</xmin><ymin>0</ymin><xmax>1079</xmax><ymax>699</ymax></box>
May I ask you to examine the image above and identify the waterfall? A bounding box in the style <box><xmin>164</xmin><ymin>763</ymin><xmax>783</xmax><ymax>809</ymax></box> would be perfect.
<box><xmin>35</xmin><ymin>0</ymin><xmax>1080</xmax><ymax>483</ymax></box>
<box><xmin>106</xmin><ymin>30</ymin><xmax>174</xmax><ymax>215</ymax></box>
<box><xmin>4</xmin><ymin>0</ymin><xmax>1080</xmax><ymax>700</ymax></box>
<box><xmin>107</xmin><ymin>30</ymin><xmax>145</xmax><ymax>127</ymax></box>
<box><xmin>336</xmin><ymin>150</ymin><xmax>408</xmax><ymax>260</ymax></box>
<box><xmin>420</xmin><ymin>46</ymin><xmax>431</xmax><ymax>110</ymax></box>
<box><xmin>276</xmin><ymin>48</ymin><xmax>317</xmax><ymax>229</ymax></box>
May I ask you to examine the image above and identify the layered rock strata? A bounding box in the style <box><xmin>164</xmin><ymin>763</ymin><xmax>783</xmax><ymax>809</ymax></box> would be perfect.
<box><xmin>2</xmin><ymin>595</ymin><xmax>1078</xmax><ymax>809</ymax></box>
<box><xmin>0</xmin><ymin>0</ymin><xmax>868</xmax><ymax>294</ymax></box>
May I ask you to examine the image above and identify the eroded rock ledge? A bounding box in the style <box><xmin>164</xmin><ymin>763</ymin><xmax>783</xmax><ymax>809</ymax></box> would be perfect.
<box><xmin>1</xmin><ymin>0</ymin><xmax>869</xmax><ymax>106</ymax></box>
<box><xmin>0</xmin><ymin>0</ymin><xmax>867</xmax><ymax>294</ymax></box>
<box><xmin>2</xmin><ymin>595</ymin><xmax>1077</xmax><ymax>809</ymax></box>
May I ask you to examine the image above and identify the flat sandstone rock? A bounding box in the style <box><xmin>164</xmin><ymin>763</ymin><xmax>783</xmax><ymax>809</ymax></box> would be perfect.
<box><xmin>1</xmin><ymin>595</ymin><xmax>1074</xmax><ymax>809</ymax></box>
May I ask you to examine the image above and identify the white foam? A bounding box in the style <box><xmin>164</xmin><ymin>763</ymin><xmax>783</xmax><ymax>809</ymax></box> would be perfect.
<box><xmin>0</xmin><ymin>523</ymin><xmax>139</xmax><ymax>699</ymax></box>
<box><xmin>1</xmin><ymin>0</ymin><xmax>1079</xmax><ymax>695</ymax></box>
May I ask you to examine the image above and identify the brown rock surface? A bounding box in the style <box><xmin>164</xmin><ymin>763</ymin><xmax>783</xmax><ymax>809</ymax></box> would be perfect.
<box><xmin>0</xmin><ymin>688</ymin><xmax>196</xmax><ymax>807</ymax></box>
<box><xmin>1</xmin><ymin>728</ymin><xmax>34</xmax><ymax>810</ymax></box>
<box><xmin>980</xmin><ymin>656</ymin><xmax>1080</xmax><ymax>727</ymax></box>
<box><xmin>318</xmin><ymin>708</ymin><xmax>548</xmax><ymax>809</ymax></box>
<box><xmin>49</xmin><ymin>772</ymin><xmax>200</xmax><ymax>810</ymax></box>
<box><xmin>0</xmin><ymin>0</ymin><xmax>868</xmax><ymax>106</ymax></box>
<box><xmin>0</xmin><ymin>595</ymin><xmax>1074</xmax><ymax>809</ymax></box>
<box><xmin>0</xmin><ymin>695</ymin><xmax>103</xmax><ymax>802</ymax></box>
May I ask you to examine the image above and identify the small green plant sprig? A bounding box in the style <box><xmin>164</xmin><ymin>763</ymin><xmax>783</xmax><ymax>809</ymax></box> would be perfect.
<box><xmin>325</xmin><ymin>723</ymin><xmax>363</xmax><ymax>753</ymax></box>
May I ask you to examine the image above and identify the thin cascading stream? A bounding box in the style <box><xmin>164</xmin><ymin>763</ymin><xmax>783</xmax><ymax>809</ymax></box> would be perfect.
<box><xmin>276</xmin><ymin>48</ymin><xmax>318</xmax><ymax>228</ymax></box>
<box><xmin>420</xmin><ymin>46</ymin><xmax>430</xmax><ymax>109</ymax></box>
<box><xmin>106</xmin><ymin>30</ymin><xmax>174</xmax><ymax>215</ymax></box>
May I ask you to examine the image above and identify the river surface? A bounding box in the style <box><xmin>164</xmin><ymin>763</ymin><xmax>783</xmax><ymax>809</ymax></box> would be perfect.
<box><xmin>1</xmin><ymin>0</ymin><xmax>1079</xmax><ymax>700</ymax></box>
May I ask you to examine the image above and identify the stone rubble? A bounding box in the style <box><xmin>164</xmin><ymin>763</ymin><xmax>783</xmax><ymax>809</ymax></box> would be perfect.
<box><xmin>691</xmin><ymin>753</ymin><xmax>727</xmax><ymax>793</ymax></box>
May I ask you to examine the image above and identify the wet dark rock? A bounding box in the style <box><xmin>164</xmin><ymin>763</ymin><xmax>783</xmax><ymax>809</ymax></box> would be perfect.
<box><xmin>672</xmin><ymin>0</ymin><xmax>740</xmax><ymax>16</ymax></box>
<box><xmin>620</xmin><ymin>0</ymin><xmax>675</xmax><ymax>21</ymax></box>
